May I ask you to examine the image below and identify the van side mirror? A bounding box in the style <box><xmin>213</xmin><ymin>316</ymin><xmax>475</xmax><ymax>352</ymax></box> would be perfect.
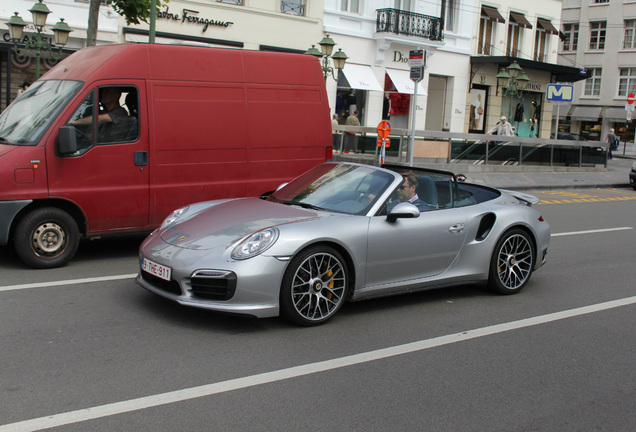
<box><xmin>57</xmin><ymin>126</ymin><xmax>78</xmax><ymax>155</ymax></box>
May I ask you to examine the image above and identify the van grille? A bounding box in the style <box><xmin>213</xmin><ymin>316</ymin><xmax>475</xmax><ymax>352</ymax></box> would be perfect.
<box><xmin>141</xmin><ymin>271</ymin><xmax>182</xmax><ymax>296</ymax></box>
<box><xmin>189</xmin><ymin>270</ymin><xmax>237</xmax><ymax>301</ymax></box>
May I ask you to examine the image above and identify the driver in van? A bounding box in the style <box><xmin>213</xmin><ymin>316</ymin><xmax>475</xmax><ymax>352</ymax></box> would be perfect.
<box><xmin>71</xmin><ymin>87</ymin><xmax>127</xmax><ymax>125</ymax></box>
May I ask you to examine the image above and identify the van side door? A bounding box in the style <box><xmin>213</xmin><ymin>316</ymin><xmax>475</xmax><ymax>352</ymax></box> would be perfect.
<box><xmin>47</xmin><ymin>81</ymin><xmax>150</xmax><ymax>234</ymax></box>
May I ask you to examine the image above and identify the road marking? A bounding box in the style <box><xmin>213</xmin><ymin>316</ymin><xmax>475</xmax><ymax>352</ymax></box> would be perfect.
<box><xmin>539</xmin><ymin>195</ymin><xmax>636</xmax><ymax>205</ymax></box>
<box><xmin>0</xmin><ymin>274</ymin><xmax>137</xmax><ymax>293</ymax></box>
<box><xmin>552</xmin><ymin>227</ymin><xmax>633</xmax><ymax>237</ymax></box>
<box><xmin>2</xmin><ymin>295</ymin><xmax>636</xmax><ymax>432</ymax></box>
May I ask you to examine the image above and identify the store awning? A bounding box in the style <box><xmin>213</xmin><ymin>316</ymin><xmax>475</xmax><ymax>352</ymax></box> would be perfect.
<box><xmin>386</xmin><ymin>69</ymin><xmax>427</xmax><ymax>95</ymax></box>
<box><xmin>339</xmin><ymin>64</ymin><xmax>383</xmax><ymax>92</ymax></box>
<box><xmin>571</xmin><ymin>106</ymin><xmax>602</xmax><ymax>121</ymax></box>
<box><xmin>509</xmin><ymin>12</ymin><xmax>532</xmax><ymax>29</ymax></box>
<box><xmin>551</xmin><ymin>104</ymin><xmax>571</xmax><ymax>119</ymax></box>
<box><xmin>537</xmin><ymin>18</ymin><xmax>559</xmax><ymax>35</ymax></box>
<box><xmin>604</xmin><ymin>107</ymin><xmax>629</xmax><ymax>121</ymax></box>
<box><xmin>482</xmin><ymin>6</ymin><xmax>505</xmax><ymax>23</ymax></box>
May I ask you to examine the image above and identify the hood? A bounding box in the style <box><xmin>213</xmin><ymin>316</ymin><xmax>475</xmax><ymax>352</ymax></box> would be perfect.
<box><xmin>0</xmin><ymin>144</ymin><xmax>17</xmax><ymax>158</ymax></box>
<box><xmin>160</xmin><ymin>197</ymin><xmax>325</xmax><ymax>250</ymax></box>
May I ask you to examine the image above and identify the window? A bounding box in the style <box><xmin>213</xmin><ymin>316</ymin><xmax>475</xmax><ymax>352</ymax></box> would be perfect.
<box><xmin>507</xmin><ymin>22</ymin><xmax>521</xmax><ymax>56</ymax></box>
<box><xmin>584</xmin><ymin>68</ymin><xmax>602</xmax><ymax>96</ymax></box>
<box><xmin>67</xmin><ymin>86</ymin><xmax>139</xmax><ymax>155</ymax></box>
<box><xmin>281</xmin><ymin>0</ymin><xmax>304</xmax><ymax>16</ymax></box>
<box><xmin>479</xmin><ymin>6</ymin><xmax>505</xmax><ymax>55</ymax></box>
<box><xmin>217</xmin><ymin>0</ymin><xmax>243</xmax><ymax>4</ymax></box>
<box><xmin>624</xmin><ymin>20</ymin><xmax>636</xmax><ymax>49</ymax></box>
<box><xmin>618</xmin><ymin>68</ymin><xmax>636</xmax><ymax>96</ymax></box>
<box><xmin>589</xmin><ymin>21</ymin><xmax>606</xmax><ymax>50</ymax></box>
<box><xmin>562</xmin><ymin>23</ymin><xmax>579</xmax><ymax>51</ymax></box>
<box><xmin>478</xmin><ymin>16</ymin><xmax>494</xmax><ymax>55</ymax></box>
<box><xmin>534</xmin><ymin>27</ymin><xmax>547</xmax><ymax>62</ymax></box>
<box><xmin>393</xmin><ymin>0</ymin><xmax>411</xmax><ymax>10</ymax></box>
<box><xmin>341</xmin><ymin>0</ymin><xmax>360</xmax><ymax>13</ymax></box>
<box><xmin>445</xmin><ymin>0</ymin><xmax>457</xmax><ymax>32</ymax></box>
<box><xmin>594</xmin><ymin>0</ymin><xmax>609</xmax><ymax>3</ymax></box>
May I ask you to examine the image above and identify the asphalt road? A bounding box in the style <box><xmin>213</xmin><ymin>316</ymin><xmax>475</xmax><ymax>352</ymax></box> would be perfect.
<box><xmin>1</xmin><ymin>188</ymin><xmax>635</xmax><ymax>432</ymax></box>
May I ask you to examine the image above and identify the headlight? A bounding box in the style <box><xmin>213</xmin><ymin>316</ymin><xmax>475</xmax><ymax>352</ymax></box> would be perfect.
<box><xmin>632</xmin><ymin>161</ymin><xmax>636</xmax><ymax>171</ymax></box>
<box><xmin>159</xmin><ymin>206</ymin><xmax>189</xmax><ymax>230</ymax></box>
<box><xmin>231</xmin><ymin>228</ymin><xmax>279</xmax><ymax>260</ymax></box>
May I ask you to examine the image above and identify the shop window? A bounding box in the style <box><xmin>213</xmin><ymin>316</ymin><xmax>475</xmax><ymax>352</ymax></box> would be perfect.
<box><xmin>562</xmin><ymin>23</ymin><xmax>579</xmax><ymax>51</ymax></box>
<box><xmin>618</xmin><ymin>68</ymin><xmax>636</xmax><ymax>97</ymax></box>
<box><xmin>281</xmin><ymin>0</ymin><xmax>304</xmax><ymax>16</ymax></box>
<box><xmin>624</xmin><ymin>20</ymin><xmax>636</xmax><ymax>49</ymax></box>
<box><xmin>584</xmin><ymin>68</ymin><xmax>602</xmax><ymax>96</ymax></box>
<box><xmin>589</xmin><ymin>21</ymin><xmax>606</xmax><ymax>50</ymax></box>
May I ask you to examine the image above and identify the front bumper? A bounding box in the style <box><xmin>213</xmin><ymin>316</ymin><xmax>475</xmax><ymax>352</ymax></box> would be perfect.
<box><xmin>136</xmin><ymin>235</ymin><xmax>288</xmax><ymax>318</ymax></box>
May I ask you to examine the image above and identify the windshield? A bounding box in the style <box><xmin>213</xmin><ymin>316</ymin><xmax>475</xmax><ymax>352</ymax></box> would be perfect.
<box><xmin>0</xmin><ymin>80</ymin><xmax>82</xmax><ymax>146</ymax></box>
<box><xmin>269</xmin><ymin>163</ymin><xmax>395</xmax><ymax>215</ymax></box>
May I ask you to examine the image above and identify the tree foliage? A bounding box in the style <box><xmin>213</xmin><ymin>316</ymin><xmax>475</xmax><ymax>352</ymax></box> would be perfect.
<box><xmin>108</xmin><ymin>0</ymin><xmax>169</xmax><ymax>25</ymax></box>
<box><xmin>87</xmin><ymin>0</ymin><xmax>169</xmax><ymax>46</ymax></box>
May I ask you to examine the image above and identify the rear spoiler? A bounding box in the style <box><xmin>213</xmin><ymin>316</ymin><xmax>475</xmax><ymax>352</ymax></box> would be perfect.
<box><xmin>500</xmin><ymin>190</ymin><xmax>540</xmax><ymax>206</ymax></box>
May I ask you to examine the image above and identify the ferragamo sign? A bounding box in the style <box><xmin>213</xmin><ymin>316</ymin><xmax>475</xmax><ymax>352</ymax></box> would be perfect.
<box><xmin>157</xmin><ymin>7</ymin><xmax>234</xmax><ymax>32</ymax></box>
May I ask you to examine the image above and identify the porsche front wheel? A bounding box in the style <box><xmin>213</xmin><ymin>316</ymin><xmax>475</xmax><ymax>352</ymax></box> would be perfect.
<box><xmin>280</xmin><ymin>246</ymin><xmax>349</xmax><ymax>326</ymax></box>
<box><xmin>488</xmin><ymin>229</ymin><xmax>535</xmax><ymax>295</ymax></box>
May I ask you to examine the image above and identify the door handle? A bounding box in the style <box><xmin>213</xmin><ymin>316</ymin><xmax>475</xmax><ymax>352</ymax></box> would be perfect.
<box><xmin>449</xmin><ymin>223</ymin><xmax>465</xmax><ymax>234</ymax></box>
<box><xmin>134</xmin><ymin>151</ymin><xmax>148</xmax><ymax>166</ymax></box>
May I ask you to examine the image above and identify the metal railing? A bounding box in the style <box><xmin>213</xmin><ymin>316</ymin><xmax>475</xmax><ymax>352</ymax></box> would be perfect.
<box><xmin>331</xmin><ymin>126</ymin><xmax>608</xmax><ymax>169</ymax></box>
<box><xmin>376</xmin><ymin>8</ymin><xmax>443</xmax><ymax>41</ymax></box>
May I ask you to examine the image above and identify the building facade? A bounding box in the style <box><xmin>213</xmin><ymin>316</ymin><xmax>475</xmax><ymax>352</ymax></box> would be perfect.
<box><xmin>469</xmin><ymin>0</ymin><xmax>587</xmax><ymax>138</ymax></box>
<box><xmin>558</xmin><ymin>0</ymin><xmax>636</xmax><ymax>144</ymax></box>
<box><xmin>0</xmin><ymin>0</ymin><xmax>119</xmax><ymax>109</ymax></box>
<box><xmin>323</xmin><ymin>0</ymin><xmax>474</xmax><ymax>133</ymax></box>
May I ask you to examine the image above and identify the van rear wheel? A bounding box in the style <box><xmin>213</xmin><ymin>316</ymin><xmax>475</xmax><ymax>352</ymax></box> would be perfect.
<box><xmin>14</xmin><ymin>208</ymin><xmax>80</xmax><ymax>269</ymax></box>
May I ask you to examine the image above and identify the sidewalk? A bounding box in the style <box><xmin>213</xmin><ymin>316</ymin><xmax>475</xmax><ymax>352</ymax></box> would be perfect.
<box><xmin>335</xmin><ymin>150</ymin><xmax>636</xmax><ymax>191</ymax></box>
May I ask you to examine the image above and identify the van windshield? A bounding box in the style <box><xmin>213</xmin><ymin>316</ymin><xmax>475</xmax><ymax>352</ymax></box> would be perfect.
<box><xmin>0</xmin><ymin>80</ymin><xmax>82</xmax><ymax>146</ymax></box>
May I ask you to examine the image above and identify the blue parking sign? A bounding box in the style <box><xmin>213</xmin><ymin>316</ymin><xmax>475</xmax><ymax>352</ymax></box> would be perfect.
<box><xmin>546</xmin><ymin>84</ymin><xmax>574</xmax><ymax>102</ymax></box>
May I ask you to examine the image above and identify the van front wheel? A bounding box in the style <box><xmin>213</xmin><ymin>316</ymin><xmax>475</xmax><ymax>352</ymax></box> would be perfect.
<box><xmin>14</xmin><ymin>208</ymin><xmax>80</xmax><ymax>269</ymax></box>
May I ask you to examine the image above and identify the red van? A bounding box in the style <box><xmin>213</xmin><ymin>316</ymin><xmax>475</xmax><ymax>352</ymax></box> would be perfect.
<box><xmin>0</xmin><ymin>44</ymin><xmax>332</xmax><ymax>268</ymax></box>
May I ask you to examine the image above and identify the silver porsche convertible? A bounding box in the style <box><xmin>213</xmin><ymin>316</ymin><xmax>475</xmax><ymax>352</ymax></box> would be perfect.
<box><xmin>136</xmin><ymin>162</ymin><xmax>550</xmax><ymax>326</ymax></box>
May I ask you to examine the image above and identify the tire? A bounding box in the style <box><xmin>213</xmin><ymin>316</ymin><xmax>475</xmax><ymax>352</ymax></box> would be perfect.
<box><xmin>488</xmin><ymin>229</ymin><xmax>535</xmax><ymax>295</ymax></box>
<box><xmin>280</xmin><ymin>246</ymin><xmax>349</xmax><ymax>326</ymax></box>
<box><xmin>13</xmin><ymin>208</ymin><xmax>80</xmax><ymax>269</ymax></box>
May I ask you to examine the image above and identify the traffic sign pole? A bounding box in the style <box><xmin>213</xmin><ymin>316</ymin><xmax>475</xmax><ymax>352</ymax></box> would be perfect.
<box><xmin>408</xmin><ymin>49</ymin><xmax>425</xmax><ymax>167</ymax></box>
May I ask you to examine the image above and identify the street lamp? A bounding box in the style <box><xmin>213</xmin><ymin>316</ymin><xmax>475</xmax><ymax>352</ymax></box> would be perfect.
<box><xmin>496</xmin><ymin>61</ymin><xmax>530</xmax><ymax>122</ymax></box>
<box><xmin>305</xmin><ymin>34</ymin><xmax>348</xmax><ymax>82</ymax></box>
<box><xmin>496</xmin><ymin>61</ymin><xmax>529</xmax><ymax>97</ymax></box>
<box><xmin>6</xmin><ymin>0</ymin><xmax>72</xmax><ymax>79</ymax></box>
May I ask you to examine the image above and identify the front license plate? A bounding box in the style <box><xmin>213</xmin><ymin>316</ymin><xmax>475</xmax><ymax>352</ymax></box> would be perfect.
<box><xmin>142</xmin><ymin>258</ymin><xmax>172</xmax><ymax>281</ymax></box>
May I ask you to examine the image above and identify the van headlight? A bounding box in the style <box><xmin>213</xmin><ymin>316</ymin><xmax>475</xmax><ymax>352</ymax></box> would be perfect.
<box><xmin>160</xmin><ymin>206</ymin><xmax>189</xmax><ymax>230</ymax></box>
<box><xmin>231</xmin><ymin>228</ymin><xmax>279</xmax><ymax>260</ymax></box>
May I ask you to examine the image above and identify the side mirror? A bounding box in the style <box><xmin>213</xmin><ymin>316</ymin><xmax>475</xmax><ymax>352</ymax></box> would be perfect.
<box><xmin>387</xmin><ymin>202</ymin><xmax>420</xmax><ymax>223</ymax></box>
<box><xmin>57</xmin><ymin>126</ymin><xmax>78</xmax><ymax>155</ymax></box>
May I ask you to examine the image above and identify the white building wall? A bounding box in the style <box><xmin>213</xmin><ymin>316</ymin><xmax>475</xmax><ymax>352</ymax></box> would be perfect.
<box><xmin>324</xmin><ymin>0</ymin><xmax>474</xmax><ymax>132</ymax></box>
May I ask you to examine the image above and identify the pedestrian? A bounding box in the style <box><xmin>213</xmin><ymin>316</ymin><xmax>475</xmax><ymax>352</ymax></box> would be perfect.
<box><xmin>606</xmin><ymin>128</ymin><xmax>617</xmax><ymax>160</ymax></box>
<box><xmin>16</xmin><ymin>81</ymin><xmax>30</xmax><ymax>99</ymax></box>
<box><xmin>487</xmin><ymin>116</ymin><xmax>514</xmax><ymax>136</ymax></box>
<box><xmin>344</xmin><ymin>110</ymin><xmax>360</xmax><ymax>154</ymax></box>
<box><xmin>332</xmin><ymin>113</ymin><xmax>341</xmax><ymax>151</ymax></box>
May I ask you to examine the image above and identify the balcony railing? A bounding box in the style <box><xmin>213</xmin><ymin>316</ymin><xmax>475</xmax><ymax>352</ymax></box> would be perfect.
<box><xmin>376</xmin><ymin>8</ymin><xmax>443</xmax><ymax>41</ymax></box>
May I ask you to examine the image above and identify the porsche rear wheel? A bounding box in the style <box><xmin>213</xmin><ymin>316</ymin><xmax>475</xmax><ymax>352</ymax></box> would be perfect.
<box><xmin>280</xmin><ymin>246</ymin><xmax>349</xmax><ymax>326</ymax></box>
<box><xmin>488</xmin><ymin>229</ymin><xmax>534</xmax><ymax>295</ymax></box>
